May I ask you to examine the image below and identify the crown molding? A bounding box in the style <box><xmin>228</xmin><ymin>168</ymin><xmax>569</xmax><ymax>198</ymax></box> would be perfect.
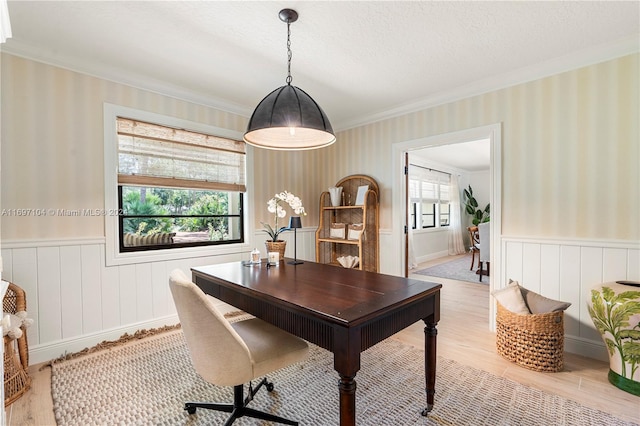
<box><xmin>2</xmin><ymin>33</ymin><xmax>638</xmax><ymax>132</ymax></box>
<box><xmin>334</xmin><ymin>34</ymin><xmax>640</xmax><ymax>132</ymax></box>
<box><xmin>0</xmin><ymin>40</ymin><xmax>253</xmax><ymax>119</ymax></box>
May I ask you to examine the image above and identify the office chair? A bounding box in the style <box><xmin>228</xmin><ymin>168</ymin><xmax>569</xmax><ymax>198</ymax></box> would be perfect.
<box><xmin>169</xmin><ymin>269</ymin><xmax>309</xmax><ymax>425</ymax></box>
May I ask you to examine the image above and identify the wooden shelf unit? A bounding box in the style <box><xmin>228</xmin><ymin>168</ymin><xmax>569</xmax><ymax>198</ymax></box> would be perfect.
<box><xmin>315</xmin><ymin>175</ymin><xmax>379</xmax><ymax>272</ymax></box>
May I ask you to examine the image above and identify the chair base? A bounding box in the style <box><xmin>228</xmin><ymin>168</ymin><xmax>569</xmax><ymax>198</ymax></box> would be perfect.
<box><xmin>184</xmin><ymin>378</ymin><xmax>298</xmax><ymax>426</ymax></box>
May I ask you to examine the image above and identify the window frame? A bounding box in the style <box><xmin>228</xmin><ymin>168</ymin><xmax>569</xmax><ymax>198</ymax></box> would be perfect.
<box><xmin>117</xmin><ymin>186</ymin><xmax>245</xmax><ymax>252</ymax></box>
<box><xmin>409</xmin><ymin>170</ymin><xmax>451</xmax><ymax>231</ymax></box>
<box><xmin>104</xmin><ymin>103</ymin><xmax>252</xmax><ymax>266</ymax></box>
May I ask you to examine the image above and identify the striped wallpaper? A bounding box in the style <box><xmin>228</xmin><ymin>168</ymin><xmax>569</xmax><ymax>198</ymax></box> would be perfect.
<box><xmin>1</xmin><ymin>53</ymin><xmax>637</xmax><ymax>242</ymax></box>
<box><xmin>326</xmin><ymin>54</ymin><xmax>639</xmax><ymax>240</ymax></box>
<box><xmin>0</xmin><ymin>54</ymin><xmax>248</xmax><ymax>240</ymax></box>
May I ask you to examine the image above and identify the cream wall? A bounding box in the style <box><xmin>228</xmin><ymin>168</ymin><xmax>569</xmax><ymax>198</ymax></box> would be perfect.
<box><xmin>4</xmin><ymin>53</ymin><xmax>638</xmax><ymax>242</ymax></box>
<box><xmin>0</xmin><ymin>52</ymin><xmax>638</xmax><ymax>363</ymax></box>
<box><xmin>1</xmin><ymin>54</ymin><xmax>248</xmax><ymax>240</ymax></box>
<box><xmin>322</xmin><ymin>54</ymin><xmax>639</xmax><ymax>241</ymax></box>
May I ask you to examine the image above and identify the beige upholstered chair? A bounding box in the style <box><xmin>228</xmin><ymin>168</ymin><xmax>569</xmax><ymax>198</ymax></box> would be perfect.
<box><xmin>478</xmin><ymin>222</ymin><xmax>490</xmax><ymax>282</ymax></box>
<box><xmin>169</xmin><ymin>269</ymin><xmax>308</xmax><ymax>425</ymax></box>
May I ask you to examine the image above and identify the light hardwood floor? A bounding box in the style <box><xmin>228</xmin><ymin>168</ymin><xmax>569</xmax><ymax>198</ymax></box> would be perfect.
<box><xmin>6</xmin><ymin>254</ymin><xmax>640</xmax><ymax>425</ymax></box>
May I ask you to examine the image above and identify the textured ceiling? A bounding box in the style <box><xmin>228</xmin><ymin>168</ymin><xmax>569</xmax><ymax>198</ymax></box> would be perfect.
<box><xmin>3</xmin><ymin>1</ymin><xmax>639</xmax><ymax>131</ymax></box>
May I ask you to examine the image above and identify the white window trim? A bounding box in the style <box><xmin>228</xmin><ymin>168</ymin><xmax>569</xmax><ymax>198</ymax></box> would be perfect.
<box><xmin>103</xmin><ymin>103</ymin><xmax>253</xmax><ymax>266</ymax></box>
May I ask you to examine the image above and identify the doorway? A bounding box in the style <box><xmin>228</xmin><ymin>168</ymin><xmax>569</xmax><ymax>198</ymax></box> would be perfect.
<box><xmin>391</xmin><ymin>123</ymin><xmax>502</xmax><ymax>325</ymax></box>
<box><xmin>407</xmin><ymin>139</ymin><xmax>490</xmax><ymax>272</ymax></box>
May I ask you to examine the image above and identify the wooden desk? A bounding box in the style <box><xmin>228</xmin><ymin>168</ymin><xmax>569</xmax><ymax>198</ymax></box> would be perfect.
<box><xmin>192</xmin><ymin>260</ymin><xmax>441</xmax><ymax>426</ymax></box>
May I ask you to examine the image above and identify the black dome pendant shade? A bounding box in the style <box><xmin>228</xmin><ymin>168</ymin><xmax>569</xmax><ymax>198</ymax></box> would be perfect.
<box><xmin>243</xmin><ymin>9</ymin><xmax>335</xmax><ymax>150</ymax></box>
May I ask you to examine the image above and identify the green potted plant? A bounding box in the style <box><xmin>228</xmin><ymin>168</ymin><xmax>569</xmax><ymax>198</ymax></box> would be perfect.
<box><xmin>463</xmin><ymin>185</ymin><xmax>490</xmax><ymax>225</ymax></box>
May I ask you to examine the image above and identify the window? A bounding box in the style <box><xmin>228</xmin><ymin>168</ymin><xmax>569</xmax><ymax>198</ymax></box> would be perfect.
<box><xmin>116</xmin><ymin>117</ymin><xmax>246</xmax><ymax>252</ymax></box>
<box><xmin>409</xmin><ymin>166</ymin><xmax>450</xmax><ymax>230</ymax></box>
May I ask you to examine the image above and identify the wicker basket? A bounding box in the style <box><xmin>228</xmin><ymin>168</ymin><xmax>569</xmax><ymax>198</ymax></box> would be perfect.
<box><xmin>495</xmin><ymin>302</ymin><xmax>565</xmax><ymax>372</ymax></box>
<box><xmin>265</xmin><ymin>240</ymin><xmax>287</xmax><ymax>261</ymax></box>
<box><xmin>3</xmin><ymin>282</ymin><xmax>31</xmax><ymax>406</ymax></box>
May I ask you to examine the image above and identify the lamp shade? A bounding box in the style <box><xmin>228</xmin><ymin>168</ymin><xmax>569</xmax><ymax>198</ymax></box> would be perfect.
<box><xmin>244</xmin><ymin>85</ymin><xmax>335</xmax><ymax>150</ymax></box>
<box><xmin>288</xmin><ymin>216</ymin><xmax>302</xmax><ymax>229</ymax></box>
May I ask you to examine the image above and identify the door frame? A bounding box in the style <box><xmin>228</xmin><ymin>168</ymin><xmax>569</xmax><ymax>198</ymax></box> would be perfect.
<box><xmin>391</xmin><ymin>123</ymin><xmax>502</xmax><ymax>326</ymax></box>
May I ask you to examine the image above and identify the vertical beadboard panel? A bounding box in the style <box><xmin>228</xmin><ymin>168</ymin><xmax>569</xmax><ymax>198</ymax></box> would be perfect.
<box><xmin>81</xmin><ymin>245</ymin><xmax>103</xmax><ymax>334</ymax></box>
<box><xmin>0</xmin><ymin>249</ymin><xmax>12</xmax><ymax>280</ymax></box>
<box><xmin>539</xmin><ymin>244</ymin><xmax>561</xmax><ymax>300</ymax></box>
<box><xmin>559</xmin><ymin>245</ymin><xmax>581</xmax><ymax>337</ymax></box>
<box><xmin>135</xmin><ymin>263</ymin><xmax>153</xmax><ymax>321</ymax></box>
<box><xmin>36</xmin><ymin>247</ymin><xmax>61</xmax><ymax>342</ymax></box>
<box><xmin>580</xmin><ymin>247</ymin><xmax>604</xmax><ymax>342</ymax></box>
<box><xmin>60</xmin><ymin>246</ymin><xmax>82</xmax><ymax>339</ymax></box>
<box><xmin>118</xmin><ymin>265</ymin><xmax>137</xmax><ymax>325</ymax></box>
<box><xmin>10</xmin><ymin>248</ymin><xmax>39</xmax><ymax>345</ymax></box>
<box><xmin>602</xmin><ymin>248</ymin><xmax>628</xmax><ymax>282</ymax></box>
<box><xmin>101</xmin><ymin>264</ymin><xmax>121</xmax><ymax>330</ymax></box>
<box><xmin>522</xmin><ymin>243</ymin><xmax>541</xmax><ymax>291</ymax></box>
<box><xmin>629</xmin><ymin>249</ymin><xmax>640</xmax><ymax>280</ymax></box>
<box><xmin>504</xmin><ymin>241</ymin><xmax>523</xmax><ymax>283</ymax></box>
<box><xmin>151</xmin><ymin>262</ymin><xmax>168</xmax><ymax>318</ymax></box>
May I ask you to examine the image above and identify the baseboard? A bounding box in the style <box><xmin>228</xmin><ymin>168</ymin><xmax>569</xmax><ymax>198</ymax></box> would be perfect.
<box><xmin>416</xmin><ymin>250</ymin><xmax>450</xmax><ymax>264</ymax></box>
<box><xmin>565</xmin><ymin>335</ymin><xmax>608</xmax><ymax>363</ymax></box>
<box><xmin>28</xmin><ymin>315</ymin><xmax>179</xmax><ymax>365</ymax></box>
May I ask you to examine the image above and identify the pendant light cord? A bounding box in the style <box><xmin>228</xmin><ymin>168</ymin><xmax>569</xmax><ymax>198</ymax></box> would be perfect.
<box><xmin>286</xmin><ymin>20</ymin><xmax>292</xmax><ymax>85</ymax></box>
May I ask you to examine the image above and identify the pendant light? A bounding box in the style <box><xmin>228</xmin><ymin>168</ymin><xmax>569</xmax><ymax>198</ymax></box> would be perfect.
<box><xmin>244</xmin><ymin>9</ymin><xmax>335</xmax><ymax>150</ymax></box>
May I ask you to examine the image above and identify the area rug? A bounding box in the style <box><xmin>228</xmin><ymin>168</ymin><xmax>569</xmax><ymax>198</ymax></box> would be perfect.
<box><xmin>414</xmin><ymin>255</ymin><xmax>490</xmax><ymax>284</ymax></box>
<box><xmin>49</xmin><ymin>329</ymin><xmax>636</xmax><ymax>426</ymax></box>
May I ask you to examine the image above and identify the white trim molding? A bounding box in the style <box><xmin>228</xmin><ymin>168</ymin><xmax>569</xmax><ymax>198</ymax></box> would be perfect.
<box><xmin>102</xmin><ymin>103</ymin><xmax>251</xmax><ymax>266</ymax></box>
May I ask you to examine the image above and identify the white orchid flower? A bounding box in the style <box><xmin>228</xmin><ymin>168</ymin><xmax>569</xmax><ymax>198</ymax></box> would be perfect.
<box><xmin>263</xmin><ymin>190</ymin><xmax>307</xmax><ymax>241</ymax></box>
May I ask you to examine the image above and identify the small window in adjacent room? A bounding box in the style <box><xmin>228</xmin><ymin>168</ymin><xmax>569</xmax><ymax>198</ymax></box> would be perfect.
<box><xmin>409</xmin><ymin>167</ymin><xmax>450</xmax><ymax>230</ymax></box>
<box><xmin>116</xmin><ymin>117</ymin><xmax>246</xmax><ymax>252</ymax></box>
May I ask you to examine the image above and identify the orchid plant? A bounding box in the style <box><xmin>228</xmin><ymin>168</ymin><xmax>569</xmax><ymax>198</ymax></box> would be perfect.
<box><xmin>262</xmin><ymin>191</ymin><xmax>306</xmax><ymax>241</ymax></box>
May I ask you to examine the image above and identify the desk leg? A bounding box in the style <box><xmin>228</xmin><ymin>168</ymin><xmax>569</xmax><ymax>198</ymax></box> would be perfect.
<box><xmin>421</xmin><ymin>321</ymin><xmax>438</xmax><ymax>416</ymax></box>
<box><xmin>338</xmin><ymin>373</ymin><xmax>357</xmax><ymax>426</ymax></box>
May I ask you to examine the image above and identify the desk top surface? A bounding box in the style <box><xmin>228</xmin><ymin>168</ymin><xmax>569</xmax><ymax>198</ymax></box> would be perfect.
<box><xmin>192</xmin><ymin>260</ymin><xmax>440</xmax><ymax>325</ymax></box>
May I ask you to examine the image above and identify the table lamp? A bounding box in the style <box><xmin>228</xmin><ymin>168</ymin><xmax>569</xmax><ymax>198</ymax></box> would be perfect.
<box><xmin>288</xmin><ymin>216</ymin><xmax>303</xmax><ymax>265</ymax></box>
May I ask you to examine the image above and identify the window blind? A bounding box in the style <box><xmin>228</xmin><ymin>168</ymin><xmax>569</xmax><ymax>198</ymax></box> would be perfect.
<box><xmin>410</xmin><ymin>166</ymin><xmax>450</xmax><ymax>203</ymax></box>
<box><xmin>117</xmin><ymin>118</ymin><xmax>246</xmax><ymax>192</ymax></box>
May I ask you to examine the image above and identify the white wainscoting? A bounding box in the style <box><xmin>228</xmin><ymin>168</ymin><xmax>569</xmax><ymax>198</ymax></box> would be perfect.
<box><xmin>501</xmin><ymin>237</ymin><xmax>640</xmax><ymax>362</ymax></box>
<box><xmin>0</xmin><ymin>229</ymin><xmax>318</xmax><ymax>365</ymax></box>
<box><xmin>4</xmin><ymin>231</ymin><xmax>633</xmax><ymax>365</ymax></box>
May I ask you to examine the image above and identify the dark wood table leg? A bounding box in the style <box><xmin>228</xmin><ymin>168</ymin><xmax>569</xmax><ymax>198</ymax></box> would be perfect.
<box><xmin>334</xmin><ymin>328</ymin><xmax>360</xmax><ymax>426</ymax></box>
<box><xmin>338</xmin><ymin>373</ymin><xmax>357</xmax><ymax>426</ymax></box>
<box><xmin>421</xmin><ymin>320</ymin><xmax>438</xmax><ymax>416</ymax></box>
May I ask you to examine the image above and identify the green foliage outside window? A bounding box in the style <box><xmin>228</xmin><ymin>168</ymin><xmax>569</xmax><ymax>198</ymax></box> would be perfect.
<box><xmin>121</xmin><ymin>187</ymin><xmax>234</xmax><ymax>241</ymax></box>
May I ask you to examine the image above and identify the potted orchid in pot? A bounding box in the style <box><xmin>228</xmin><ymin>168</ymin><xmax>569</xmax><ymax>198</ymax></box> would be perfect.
<box><xmin>262</xmin><ymin>191</ymin><xmax>306</xmax><ymax>259</ymax></box>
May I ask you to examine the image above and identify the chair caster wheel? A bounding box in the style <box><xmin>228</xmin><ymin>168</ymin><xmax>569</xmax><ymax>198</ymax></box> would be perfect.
<box><xmin>185</xmin><ymin>404</ymin><xmax>196</xmax><ymax>415</ymax></box>
<box><xmin>266</xmin><ymin>382</ymin><xmax>275</xmax><ymax>392</ymax></box>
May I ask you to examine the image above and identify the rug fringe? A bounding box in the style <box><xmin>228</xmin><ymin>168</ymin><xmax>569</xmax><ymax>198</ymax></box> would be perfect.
<box><xmin>40</xmin><ymin>323</ymin><xmax>182</xmax><ymax>370</ymax></box>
